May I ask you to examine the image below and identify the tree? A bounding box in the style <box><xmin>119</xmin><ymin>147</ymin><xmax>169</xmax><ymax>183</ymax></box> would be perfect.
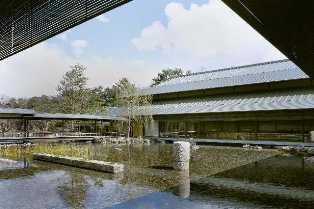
<box><xmin>102</xmin><ymin>87</ymin><xmax>116</xmax><ymax>107</ymax></box>
<box><xmin>57</xmin><ymin>64</ymin><xmax>89</xmax><ymax>114</ymax></box>
<box><xmin>85</xmin><ymin>86</ymin><xmax>107</xmax><ymax>114</ymax></box>
<box><xmin>0</xmin><ymin>120</ymin><xmax>9</xmax><ymax>137</ymax></box>
<box><xmin>151</xmin><ymin>68</ymin><xmax>191</xmax><ymax>86</ymax></box>
<box><xmin>113</xmin><ymin>78</ymin><xmax>152</xmax><ymax>139</ymax></box>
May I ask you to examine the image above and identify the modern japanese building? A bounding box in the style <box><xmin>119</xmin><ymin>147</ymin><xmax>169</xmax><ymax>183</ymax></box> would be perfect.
<box><xmin>140</xmin><ymin>59</ymin><xmax>314</xmax><ymax>142</ymax></box>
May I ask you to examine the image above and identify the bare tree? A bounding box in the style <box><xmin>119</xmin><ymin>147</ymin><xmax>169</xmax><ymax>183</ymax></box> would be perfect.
<box><xmin>0</xmin><ymin>120</ymin><xmax>10</xmax><ymax>137</ymax></box>
<box><xmin>113</xmin><ymin>78</ymin><xmax>152</xmax><ymax>139</ymax></box>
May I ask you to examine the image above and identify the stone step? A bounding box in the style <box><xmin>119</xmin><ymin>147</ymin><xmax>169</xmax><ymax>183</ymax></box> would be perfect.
<box><xmin>33</xmin><ymin>153</ymin><xmax>124</xmax><ymax>173</ymax></box>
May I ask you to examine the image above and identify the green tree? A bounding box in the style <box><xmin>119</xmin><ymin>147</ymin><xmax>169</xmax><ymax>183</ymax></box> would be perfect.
<box><xmin>85</xmin><ymin>86</ymin><xmax>107</xmax><ymax>114</ymax></box>
<box><xmin>102</xmin><ymin>87</ymin><xmax>116</xmax><ymax>107</ymax></box>
<box><xmin>151</xmin><ymin>68</ymin><xmax>191</xmax><ymax>86</ymax></box>
<box><xmin>114</xmin><ymin>78</ymin><xmax>152</xmax><ymax>139</ymax></box>
<box><xmin>57</xmin><ymin>64</ymin><xmax>89</xmax><ymax>114</ymax></box>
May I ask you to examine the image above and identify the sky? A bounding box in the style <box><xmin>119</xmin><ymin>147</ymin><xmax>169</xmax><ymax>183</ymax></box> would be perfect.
<box><xmin>0</xmin><ymin>0</ymin><xmax>286</xmax><ymax>98</ymax></box>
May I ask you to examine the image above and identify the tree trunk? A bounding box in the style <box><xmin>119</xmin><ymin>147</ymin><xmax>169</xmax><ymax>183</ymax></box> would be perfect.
<box><xmin>127</xmin><ymin>115</ymin><xmax>131</xmax><ymax>139</ymax></box>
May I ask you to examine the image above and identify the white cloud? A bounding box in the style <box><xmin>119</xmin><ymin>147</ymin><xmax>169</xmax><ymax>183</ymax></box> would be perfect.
<box><xmin>95</xmin><ymin>14</ymin><xmax>110</xmax><ymax>24</ymax></box>
<box><xmin>81</xmin><ymin>57</ymin><xmax>161</xmax><ymax>89</ymax></box>
<box><xmin>0</xmin><ymin>43</ymin><xmax>73</xmax><ymax>97</ymax></box>
<box><xmin>132</xmin><ymin>0</ymin><xmax>286</xmax><ymax>70</ymax></box>
<box><xmin>56</xmin><ymin>29</ymin><xmax>72</xmax><ymax>41</ymax></box>
<box><xmin>0</xmin><ymin>43</ymin><xmax>161</xmax><ymax>98</ymax></box>
<box><xmin>71</xmin><ymin>39</ymin><xmax>89</xmax><ymax>56</ymax></box>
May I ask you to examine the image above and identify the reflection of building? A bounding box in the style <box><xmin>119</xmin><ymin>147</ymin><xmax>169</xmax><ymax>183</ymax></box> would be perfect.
<box><xmin>141</xmin><ymin>60</ymin><xmax>314</xmax><ymax>142</ymax></box>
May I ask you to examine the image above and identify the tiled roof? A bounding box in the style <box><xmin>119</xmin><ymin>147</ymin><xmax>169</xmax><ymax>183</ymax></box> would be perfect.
<box><xmin>140</xmin><ymin>60</ymin><xmax>308</xmax><ymax>95</ymax></box>
<box><xmin>139</xmin><ymin>89</ymin><xmax>314</xmax><ymax>115</ymax></box>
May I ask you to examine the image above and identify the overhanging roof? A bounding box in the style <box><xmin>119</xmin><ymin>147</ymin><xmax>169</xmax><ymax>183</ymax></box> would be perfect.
<box><xmin>0</xmin><ymin>107</ymin><xmax>35</xmax><ymax>118</ymax></box>
<box><xmin>0</xmin><ymin>107</ymin><xmax>34</xmax><ymax>115</ymax></box>
<box><xmin>0</xmin><ymin>0</ymin><xmax>132</xmax><ymax>61</ymax></box>
<box><xmin>31</xmin><ymin>113</ymin><xmax>126</xmax><ymax>121</ymax></box>
<box><xmin>140</xmin><ymin>89</ymin><xmax>314</xmax><ymax>116</ymax></box>
<box><xmin>0</xmin><ymin>107</ymin><xmax>125</xmax><ymax>121</ymax></box>
<box><xmin>222</xmin><ymin>0</ymin><xmax>314</xmax><ymax>77</ymax></box>
<box><xmin>141</xmin><ymin>60</ymin><xmax>308</xmax><ymax>96</ymax></box>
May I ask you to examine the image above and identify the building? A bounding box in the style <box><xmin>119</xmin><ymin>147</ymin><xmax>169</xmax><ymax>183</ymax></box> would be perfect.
<box><xmin>140</xmin><ymin>59</ymin><xmax>314</xmax><ymax>142</ymax></box>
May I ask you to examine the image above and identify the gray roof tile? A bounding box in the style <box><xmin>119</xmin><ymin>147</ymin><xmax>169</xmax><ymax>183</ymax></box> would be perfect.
<box><xmin>141</xmin><ymin>60</ymin><xmax>308</xmax><ymax>95</ymax></box>
<box><xmin>140</xmin><ymin>89</ymin><xmax>314</xmax><ymax>115</ymax></box>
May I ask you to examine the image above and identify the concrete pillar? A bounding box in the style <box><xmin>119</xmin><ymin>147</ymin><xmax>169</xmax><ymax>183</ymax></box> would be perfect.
<box><xmin>172</xmin><ymin>141</ymin><xmax>190</xmax><ymax>170</ymax></box>
<box><xmin>144</xmin><ymin>120</ymin><xmax>159</xmax><ymax>137</ymax></box>
<box><xmin>310</xmin><ymin>131</ymin><xmax>314</xmax><ymax>142</ymax></box>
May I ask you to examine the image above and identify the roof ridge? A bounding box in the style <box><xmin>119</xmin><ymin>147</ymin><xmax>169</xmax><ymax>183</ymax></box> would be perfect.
<box><xmin>176</xmin><ymin>67</ymin><xmax>293</xmax><ymax>85</ymax></box>
<box><xmin>173</xmin><ymin>59</ymin><xmax>290</xmax><ymax>80</ymax></box>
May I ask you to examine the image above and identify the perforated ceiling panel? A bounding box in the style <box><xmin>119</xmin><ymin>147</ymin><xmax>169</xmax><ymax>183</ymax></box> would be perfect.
<box><xmin>0</xmin><ymin>0</ymin><xmax>132</xmax><ymax>60</ymax></box>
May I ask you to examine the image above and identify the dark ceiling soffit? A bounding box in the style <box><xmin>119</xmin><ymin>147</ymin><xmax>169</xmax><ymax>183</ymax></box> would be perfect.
<box><xmin>0</xmin><ymin>0</ymin><xmax>133</xmax><ymax>61</ymax></box>
<box><xmin>221</xmin><ymin>0</ymin><xmax>314</xmax><ymax>77</ymax></box>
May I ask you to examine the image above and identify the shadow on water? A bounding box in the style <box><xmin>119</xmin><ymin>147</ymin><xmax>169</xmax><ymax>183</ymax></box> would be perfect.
<box><xmin>185</xmin><ymin>155</ymin><xmax>314</xmax><ymax>209</ymax></box>
<box><xmin>0</xmin><ymin>143</ymin><xmax>313</xmax><ymax>208</ymax></box>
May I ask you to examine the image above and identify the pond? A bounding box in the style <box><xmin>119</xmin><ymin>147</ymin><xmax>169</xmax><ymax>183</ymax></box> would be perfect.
<box><xmin>0</xmin><ymin>143</ymin><xmax>313</xmax><ymax>209</ymax></box>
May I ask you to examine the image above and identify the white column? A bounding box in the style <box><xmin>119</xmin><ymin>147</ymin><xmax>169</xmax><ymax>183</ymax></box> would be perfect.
<box><xmin>172</xmin><ymin>141</ymin><xmax>190</xmax><ymax>170</ymax></box>
<box><xmin>144</xmin><ymin>120</ymin><xmax>159</xmax><ymax>137</ymax></box>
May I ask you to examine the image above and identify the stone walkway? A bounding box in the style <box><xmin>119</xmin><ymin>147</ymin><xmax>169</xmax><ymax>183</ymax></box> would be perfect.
<box><xmin>161</xmin><ymin>138</ymin><xmax>314</xmax><ymax>147</ymax></box>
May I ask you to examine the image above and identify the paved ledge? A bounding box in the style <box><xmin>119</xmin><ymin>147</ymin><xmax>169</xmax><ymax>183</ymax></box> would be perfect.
<box><xmin>195</xmin><ymin>176</ymin><xmax>314</xmax><ymax>201</ymax></box>
<box><xmin>0</xmin><ymin>136</ymin><xmax>95</xmax><ymax>145</ymax></box>
<box><xmin>33</xmin><ymin>153</ymin><xmax>124</xmax><ymax>173</ymax></box>
<box><xmin>161</xmin><ymin>138</ymin><xmax>314</xmax><ymax>148</ymax></box>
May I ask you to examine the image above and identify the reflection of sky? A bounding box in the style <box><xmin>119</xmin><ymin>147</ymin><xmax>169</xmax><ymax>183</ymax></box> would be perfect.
<box><xmin>84</xmin><ymin>177</ymin><xmax>156</xmax><ymax>209</ymax></box>
<box><xmin>0</xmin><ymin>171</ymin><xmax>68</xmax><ymax>209</ymax></box>
<box><xmin>0</xmin><ymin>170</ymin><xmax>157</xmax><ymax>209</ymax></box>
<box><xmin>0</xmin><ymin>158</ymin><xmax>26</xmax><ymax>171</ymax></box>
<box><xmin>104</xmin><ymin>192</ymin><xmax>266</xmax><ymax>209</ymax></box>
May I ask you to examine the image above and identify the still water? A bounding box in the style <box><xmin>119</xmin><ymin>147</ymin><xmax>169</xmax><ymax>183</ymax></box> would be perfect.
<box><xmin>0</xmin><ymin>143</ymin><xmax>313</xmax><ymax>209</ymax></box>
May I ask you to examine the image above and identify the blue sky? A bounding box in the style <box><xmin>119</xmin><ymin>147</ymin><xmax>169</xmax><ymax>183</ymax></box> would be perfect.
<box><xmin>0</xmin><ymin>0</ymin><xmax>285</xmax><ymax>97</ymax></box>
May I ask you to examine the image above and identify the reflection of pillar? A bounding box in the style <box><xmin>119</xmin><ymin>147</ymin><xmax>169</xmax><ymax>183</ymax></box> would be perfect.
<box><xmin>112</xmin><ymin>172</ymin><xmax>124</xmax><ymax>182</ymax></box>
<box><xmin>94</xmin><ymin>120</ymin><xmax>97</xmax><ymax>135</ymax></box>
<box><xmin>173</xmin><ymin>141</ymin><xmax>190</xmax><ymax>170</ymax></box>
<box><xmin>144</xmin><ymin>120</ymin><xmax>159</xmax><ymax>137</ymax></box>
<box><xmin>310</xmin><ymin>131</ymin><xmax>314</xmax><ymax>142</ymax></box>
<box><xmin>174</xmin><ymin>170</ymin><xmax>190</xmax><ymax>198</ymax></box>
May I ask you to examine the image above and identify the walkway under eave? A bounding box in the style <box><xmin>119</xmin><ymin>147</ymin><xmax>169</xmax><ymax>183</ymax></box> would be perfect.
<box><xmin>160</xmin><ymin>138</ymin><xmax>314</xmax><ymax>148</ymax></box>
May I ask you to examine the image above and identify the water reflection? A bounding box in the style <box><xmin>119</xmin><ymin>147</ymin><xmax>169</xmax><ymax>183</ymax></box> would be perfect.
<box><xmin>58</xmin><ymin>172</ymin><xmax>87</xmax><ymax>209</ymax></box>
<box><xmin>173</xmin><ymin>170</ymin><xmax>190</xmax><ymax>199</ymax></box>
<box><xmin>1</xmin><ymin>144</ymin><xmax>313</xmax><ymax>209</ymax></box>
